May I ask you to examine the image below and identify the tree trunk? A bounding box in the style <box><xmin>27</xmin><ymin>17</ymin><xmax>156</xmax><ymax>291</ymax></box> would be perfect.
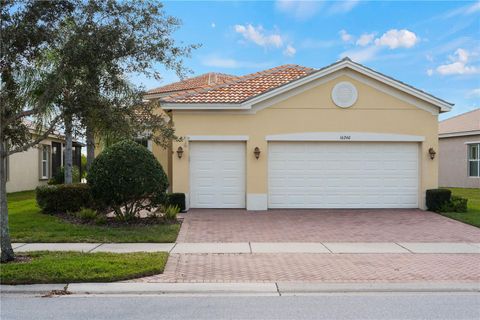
<box><xmin>0</xmin><ymin>138</ymin><xmax>14</xmax><ymax>262</ymax></box>
<box><xmin>64</xmin><ymin>114</ymin><xmax>73</xmax><ymax>184</ymax></box>
<box><xmin>86</xmin><ymin>123</ymin><xmax>95</xmax><ymax>171</ymax></box>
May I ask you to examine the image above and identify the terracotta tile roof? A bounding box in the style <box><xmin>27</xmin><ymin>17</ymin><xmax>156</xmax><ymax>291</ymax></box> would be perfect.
<box><xmin>439</xmin><ymin>108</ymin><xmax>480</xmax><ymax>134</ymax></box>
<box><xmin>160</xmin><ymin>64</ymin><xmax>316</xmax><ymax>104</ymax></box>
<box><xmin>147</xmin><ymin>73</ymin><xmax>238</xmax><ymax>95</ymax></box>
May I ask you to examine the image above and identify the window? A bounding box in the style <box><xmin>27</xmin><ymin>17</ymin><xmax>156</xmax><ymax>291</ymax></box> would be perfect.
<box><xmin>468</xmin><ymin>143</ymin><xmax>480</xmax><ymax>177</ymax></box>
<box><xmin>41</xmin><ymin>145</ymin><xmax>50</xmax><ymax>179</ymax></box>
<box><xmin>134</xmin><ymin>138</ymin><xmax>152</xmax><ymax>151</ymax></box>
<box><xmin>135</xmin><ymin>138</ymin><xmax>148</xmax><ymax>148</ymax></box>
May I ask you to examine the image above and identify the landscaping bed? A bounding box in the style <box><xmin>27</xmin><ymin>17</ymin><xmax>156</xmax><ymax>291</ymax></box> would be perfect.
<box><xmin>0</xmin><ymin>251</ymin><xmax>168</xmax><ymax>285</ymax></box>
<box><xmin>8</xmin><ymin>190</ymin><xmax>180</xmax><ymax>243</ymax></box>
<box><xmin>441</xmin><ymin>188</ymin><xmax>480</xmax><ymax>228</ymax></box>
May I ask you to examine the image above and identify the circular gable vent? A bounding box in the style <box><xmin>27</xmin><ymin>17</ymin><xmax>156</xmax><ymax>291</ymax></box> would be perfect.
<box><xmin>331</xmin><ymin>81</ymin><xmax>358</xmax><ymax>108</ymax></box>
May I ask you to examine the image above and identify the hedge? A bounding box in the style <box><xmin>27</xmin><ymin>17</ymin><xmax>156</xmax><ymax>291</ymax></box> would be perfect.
<box><xmin>167</xmin><ymin>193</ymin><xmax>186</xmax><ymax>212</ymax></box>
<box><xmin>426</xmin><ymin>189</ymin><xmax>451</xmax><ymax>212</ymax></box>
<box><xmin>440</xmin><ymin>195</ymin><xmax>468</xmax><ymax>213</ymax></box>
<box><xmin>36</xmin><ymin>184</ymin><xmax>93</xmax><ymax>214</ymax></box>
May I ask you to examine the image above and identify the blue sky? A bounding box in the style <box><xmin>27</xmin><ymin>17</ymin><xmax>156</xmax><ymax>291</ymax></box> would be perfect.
<box><xmin>133</xmin><ymin>1</ymin><xmax>480</xmax><ymax>120</ymax></box>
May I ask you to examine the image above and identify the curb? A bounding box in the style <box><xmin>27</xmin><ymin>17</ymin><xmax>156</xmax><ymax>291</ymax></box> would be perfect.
<box><xmin>276</xmin><ymin>282</ymin><xmax>480</xmax><ymax>295</ymax></box>
<box><xmin>2</xmin><ymin>282</ymin><xmax>479</xmax><ymax>296</ymax></box>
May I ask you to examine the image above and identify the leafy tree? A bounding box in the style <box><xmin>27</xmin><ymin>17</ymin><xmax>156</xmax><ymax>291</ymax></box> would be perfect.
<box><xmin>0</xmin><ymin>0</ymin><xmax>75</xmax><ymax>262</ymax></box>
<box><xmin>53</xmin><ymin>0</ymin><xmax>197</xmax><ymax>176</ymax></box>
<box><xmin>0</xmin><ymin>0</ymin><xmax>196</xmax><ymax>262</ymax></box>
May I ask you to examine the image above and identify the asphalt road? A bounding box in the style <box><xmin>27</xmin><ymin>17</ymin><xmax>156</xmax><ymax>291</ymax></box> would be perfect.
<box><xmin>1</xmin><ymin>293</ymin><xmax>479</xmax><ymax>320</ymax></box>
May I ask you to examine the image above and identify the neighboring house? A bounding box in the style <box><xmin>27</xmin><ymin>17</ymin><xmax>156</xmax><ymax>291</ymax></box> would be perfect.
<box><xmin>142</xmin><ymin>57</ymin><xmax>452</xmax><ymax>210</ymax></box>
<box><xmin>6</xmin><ymin>129</ymin><xmax>83</xmax><ymax>193</ymax></box>
<box><xmin>439</xmin><ymin>109</ymin><xmax>480</xmax><ymax>188</ymax></box>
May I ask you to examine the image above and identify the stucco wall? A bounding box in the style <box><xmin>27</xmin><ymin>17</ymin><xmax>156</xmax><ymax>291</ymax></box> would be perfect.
<box><xmin>169</xmin><ymin>71</ymin><xmax>441</xmax><ymax>209</ymax></box>
<box><xmin>6</xmin><ymin>143</ymin><xmax>46</xmax><ymax>193</ymax></box>
<box><xmin>439</xmin><ymin>134</ymin><xmax>480</xmax><ymax>188</ymax></box>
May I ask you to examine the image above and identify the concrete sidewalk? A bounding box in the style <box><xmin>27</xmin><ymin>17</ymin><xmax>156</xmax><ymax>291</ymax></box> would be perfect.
<box><xmin>11</xmin><ymin>242</ymin><xmax>480</xmax><ymax>254</ymax></box>
<box><xmin>1</xmin><ymin>282</ymin><xmax>479</xmax><ymax>296</ymax></box>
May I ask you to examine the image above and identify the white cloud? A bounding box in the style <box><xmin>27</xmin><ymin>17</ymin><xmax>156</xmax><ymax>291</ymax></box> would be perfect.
<box><xmin>234</xmin><ymin>24</ymin><xmax>283</xmax><ymax>48</ymax></box>
<box><xmin>356</xmin><ymin>33</ymin><xmax>375</xmax><ymax>47</ymax></box>
<box><xmin>339</xmin><ymin>29</ymin><xmax>353</xmax><ymax>42</ymax></box>
<box><xmin>374</xmin><ymin>29</ymin><xmax>419</xmax><ymax>49</ymax></box>
<box><xmin>443</xmin><ymin>1</ymin><xmax>480</xmax><ymax>19</ymax></box>
<box><xmin>202</xmin><ymin>55</ymin><xmax>272</xmax><ymax>69</ymax></box>
<box><xmin>434</xmin><ymin>48</ymin><xmax>480</xmax><ymax>75</ymax></box>
<box><xmin>275</xmin><ymin>0</ymin><xmax>323</xmax><ymax>20</ymax></box>
<box><xmin>211</xmin><ymin>22</ymin><xmax>216</xmax><ymax>28</ymax></box>
<box><xmin>340</xmin><ymin>46</ymin><xmax>380</xmax><ymax>63</ymax></box>
<box><xmin>283</xmin><ymin>44</ymin><xmax>296</xmax><ymax>57</ymax></box>
<box><xmin>467</xmin><ymin>88</ymin><xmax>480</xmax><ymax>98</ymax></box>
<box><xmin>329</xmin><ymin>0</ymin><xmax>360</xmax><ymax>14</ymax></box>
<box><xmin>427</xmin><ymin>69</ymin><xmax>434</xmax><ymax>76</ymax></box>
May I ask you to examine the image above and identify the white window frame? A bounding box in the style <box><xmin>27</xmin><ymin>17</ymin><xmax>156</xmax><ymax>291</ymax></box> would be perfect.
<box><xmin>41</xmin><ymin>145</ymin><xmax>50</xmax><ymax>179</ymax></box>
<box><xmin>467</xmin><ymin>143</ymin><xmax>480</xmax><ymax>177</ymax></box>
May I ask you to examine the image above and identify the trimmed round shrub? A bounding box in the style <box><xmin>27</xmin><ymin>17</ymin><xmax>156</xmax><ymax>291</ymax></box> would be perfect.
<box><xmin>87</xmin><ymin>140</ymin><xmax>168</xmax><ymax>220</ymax></box>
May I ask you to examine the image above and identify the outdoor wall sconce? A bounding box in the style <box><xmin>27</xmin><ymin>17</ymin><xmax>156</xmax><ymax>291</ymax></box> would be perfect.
<box><xmin>254</xmin><ymin>147</ymin><xmax>261</xmax><ymax>159</ymax></box>
<box><xmin>177</xmin><ymin>146</ymin><xmax>184</xmax><ymax>159</ymax></box>
<box><xmin>428</xmin><ymin>147</ymin><xmax>436</xmax><ymax>160</ymax></box>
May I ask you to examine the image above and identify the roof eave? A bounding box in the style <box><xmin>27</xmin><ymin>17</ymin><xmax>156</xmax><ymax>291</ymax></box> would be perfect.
<box><xmin>161</xmin><ymin>103</ymin><xmax>250</xmax><ymax>110</ymax></box>
<box><xmin>161</xmin><ymin>59</ymin><xmax>454</xmax><ymax>112</ymax></box>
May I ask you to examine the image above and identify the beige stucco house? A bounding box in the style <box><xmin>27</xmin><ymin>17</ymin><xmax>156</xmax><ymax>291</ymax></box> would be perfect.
<box><xmin>6</xmin><ymin>133</ymin><xmax>83</xmax><ymax>193</ymax></box>
<box><xmin>439</xmin><ymin>108</ymin><xmax>480</xmax><ymax>188</ymax></box>
<box><xmin>142</xmin><ymin>58</ymin><xmax>452</xmax><ymax>210</ymax></box>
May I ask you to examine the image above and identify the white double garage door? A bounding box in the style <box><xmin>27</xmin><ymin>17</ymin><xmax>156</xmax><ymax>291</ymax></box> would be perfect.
<box><xmin>190</xmin><ymin>141</ymin><xmax>419</xmax><ymax>209</ymax></box>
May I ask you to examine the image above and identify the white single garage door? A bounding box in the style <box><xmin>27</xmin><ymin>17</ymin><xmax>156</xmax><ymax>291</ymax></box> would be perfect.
<box><xmin>268</xmin><ymin>142</ymin><xmax>419</xmax><ymax>208</ymax></box>
<box><xmin>190</xmin><ymin>142</ymin><xmax>245</xmax><ymax>208</ymax></box>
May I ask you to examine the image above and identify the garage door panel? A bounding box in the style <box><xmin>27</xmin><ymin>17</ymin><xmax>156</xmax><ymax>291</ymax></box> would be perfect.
<box><xmin>268</xmin><ymin>142</ymin><xmax>419</xmax><ymax>208</ymax></box>
<box><xmin>190</xmin><ymin>142</ymin><xmax>245</xmax><ymax>208</ymax></box>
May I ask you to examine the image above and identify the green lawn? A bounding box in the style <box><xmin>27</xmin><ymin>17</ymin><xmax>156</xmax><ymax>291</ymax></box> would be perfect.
<box><xmin>1</xmin><ymin>251</ymin><xmax>168</xmax><ymax>284</ymax></box>
<box><xmin>442</xmin><ymin>188</ymin><xmax>480</xmax><ymax>228</ymax></box>
<box><xmin>8</xmin><ymin>190</ymin><xmax>180</xmax><ymax>242</ymax></box>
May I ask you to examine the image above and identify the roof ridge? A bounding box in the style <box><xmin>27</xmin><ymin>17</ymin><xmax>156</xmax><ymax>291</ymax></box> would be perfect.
<box><xmin>161</xmin><ymin>64</ymin><xmax>315</xmax><ymax>102</ymax></box>
<box><xmin>147</xmin><ymin>72</ymin><xmax>238</xmax><ymax>94</ymax></box>
<box><xmin>440</xmin><ymin>108</ymin><xmax>480</xmax><ymax>123</ymax></box>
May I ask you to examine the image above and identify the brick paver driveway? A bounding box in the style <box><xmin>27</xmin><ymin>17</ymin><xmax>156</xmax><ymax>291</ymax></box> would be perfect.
<box><xmin>177</xmin><ymin>209</ymin><xmax>480</xmax><ymax>243</ymax></box>
<box><xmin>133</xmin><ymin>209</ymin><xmax>480</xmax><ymax>283</ymax></box>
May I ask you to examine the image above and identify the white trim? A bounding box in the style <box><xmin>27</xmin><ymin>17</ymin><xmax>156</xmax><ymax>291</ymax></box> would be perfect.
<box><xmin>246</xmin><ymin>194</ymin><xmax>268</xmax><ymax>211</ymax></box>
<box><xmin>265</xmin><ymin>132</ymin><xmax>425</xmax><ymax>142</ymax></box>
<box><xmin>162</xmin><ymin>59</ymin><xmax>453</xmax><ymax>112</ymax></box>
<box><xmin>184</xmin><ymin>193</ymin><xmax>190</xmax><ymax>211</ymax></box>
<box><xmin>250</xmin><ymin>72</ymin><xmax>342</xmax><ymax>114</ymax></box>
<box><xmin>440</xmin><ymin>130</ymin><xmax>480</xmax><ymax>138</ymax></box>
<box><xmin>162</xmin><ymin>103</ymin><xmax>247</xmax><ymax>110</ymax></box>
<box><xmin>147</xmin><ymin>140</ymin><xmax>153</xmax><ymax>152</ymax></box>
<box><xmin>40</xmin><ymin>145</ymin><xmax>50</xmax><ymax>179</ymax></box>
<box><xmin>345</xmin><ymin>70</ymin><xmax>439</xmax><ymax>115</ymax></box>
<box><xmin>187</xmin><ymin>135</ymin><xmax>249</xmax><ymax>141</ymax></box>
<box><xmin>465</xmin><ymin>141</ymin><xmax>480</xmax><ymax>145</ymax></box>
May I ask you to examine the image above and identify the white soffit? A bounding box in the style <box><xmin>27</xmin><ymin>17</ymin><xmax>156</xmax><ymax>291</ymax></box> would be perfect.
<box><xmin>265</xmin><ymin>132</ymin><xmax>425</xmax><ymax>142</ymax></box>
<box><xmin>187</xmin><ymin>135</ymin><xmax>249</xmax><ymax>141</ymax></box>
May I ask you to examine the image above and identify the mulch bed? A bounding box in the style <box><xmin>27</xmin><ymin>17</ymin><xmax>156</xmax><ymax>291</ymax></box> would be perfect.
<box><xmin>54</xmin><ymin>212</ymin><xmax>180</xmax><ymax>227</ymax></box>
